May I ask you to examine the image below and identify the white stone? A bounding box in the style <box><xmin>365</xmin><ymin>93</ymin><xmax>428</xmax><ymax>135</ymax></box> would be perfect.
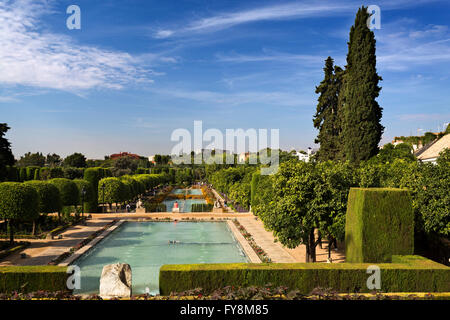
<box><xmin>99</xmin><ymin>263</ymin><xmax>132</xmax><ymax>299</ymax></box>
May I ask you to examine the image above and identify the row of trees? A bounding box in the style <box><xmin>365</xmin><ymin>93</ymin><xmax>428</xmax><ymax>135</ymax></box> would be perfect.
<box><xmin>15</xmin><ymin>152</ymin><xmax>87</xmax><ymax>168</ymax></box>
<box><xmin>0</xmin><ymin>178</ymin><xmax>95</xmax><ymax>243</ymax></box>
<box><xmin>250</xmin><ymin>150</ymin><xmax>450</xmax><ymax>262</ymax></box>
<box><xmin>98</xmin><ymin>173</ymin><xmax>169</xmax><ymax>210</ymax></box>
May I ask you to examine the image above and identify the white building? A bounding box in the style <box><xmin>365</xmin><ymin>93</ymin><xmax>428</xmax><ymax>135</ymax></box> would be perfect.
<box><xmin>238</xmin><ymin>152</ymin><xmax>250</xmax><ymax>163</ymax></box>
<box><xmin>295</xmin><ymin>147</ymin><xmax>315</xmax><ymax>162</ymax></box>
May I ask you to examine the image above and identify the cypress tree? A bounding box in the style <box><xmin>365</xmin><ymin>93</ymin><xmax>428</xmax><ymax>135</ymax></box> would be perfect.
<box><xmin>339</xmin><ymin>7</ymin><xmax>384</xmax><ymax>163</ymax></box>
<box><xmin>313</xmin><ymin>57</ymin><xmax>343</xmax><ymax>161</ymax></box>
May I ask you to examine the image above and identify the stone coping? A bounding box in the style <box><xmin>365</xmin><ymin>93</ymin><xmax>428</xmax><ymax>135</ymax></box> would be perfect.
<box><xmin>59</xmin><ymin>220</ymin><xmax>125</xmax><ymax>267</ymax></box>
<box><xmin>227</xmin><ymin>220</ymin><xmax>261</xmax><ymax>263</ymax></box>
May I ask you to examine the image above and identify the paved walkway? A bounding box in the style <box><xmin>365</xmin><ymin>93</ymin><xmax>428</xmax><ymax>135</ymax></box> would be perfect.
<box><xmin>237</xmin><ymin>217</ymin><xmax>345</xmax><ymax>263</ymax></box>
<box><xmin>0</xmin><ymin>219</ymin><xmax>112</xmax><ymax>266</ymax></box>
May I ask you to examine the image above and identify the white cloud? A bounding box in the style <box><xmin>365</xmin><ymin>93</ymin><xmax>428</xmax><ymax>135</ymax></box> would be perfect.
<box><xmin>152</xmin><ymin>0</ymin><xmax>447</xmax><ymax>39</ymax></box>
<box><xmin>409</xmin><ymin>25</ymin><xmax>448</xmax><ymax>39</ymax></box>
<box><xmin>153</xmin><ymin>1</ymin><xmax>354</xmax><ymax>38</ymax></box>
<box><xmin>377</xmin><ymin>21</ymin><xmax>450</xmax><ymax>71</ymax></box>
<box><xmin>150</xmin><ymin>87</ymin><xmax>313</xmax><ymax>108</ymax></box>
<box><xmin>216</xmin><ymin>51</ymin><xmax>324</xmax><ymax>65</ymax></box>
<box><xmin>154</xmin><ymin>29</ymin><xmax>174</xmax><ymax>39</ymax></box>
<box><xmin>0</xmin><ymin>0</ymin><xmax>153</xmax><ymax>91</ymax></box>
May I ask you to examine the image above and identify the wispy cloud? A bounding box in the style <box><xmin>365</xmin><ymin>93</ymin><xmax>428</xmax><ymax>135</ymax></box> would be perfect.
<box><xmin>0</xmin><ymin>0</ymin><xmax>155</xmax><ymax>91</ymax></box>
<box><xmin>377</xmin><ymin>22</ymin><xmax>450</xmax><ymax>71</ymax></box>
<box><xmin>149</xmin><ymin>87</ymin><xmax>314</xmax><ymax>108</ymax></box>
<box><xmin>153</xmin><ymin>1</ymin><xmax>355</xmax><ymax>38</ymax></box>
<box><xmin>216</xmin><ymin>50</ymin><xmax>324</xmax><ymax>65</ymax></box>
<box><xmin>153</xmin><ymin>0</ymin><xmax>446</xmax><ymax>39</ymax></box>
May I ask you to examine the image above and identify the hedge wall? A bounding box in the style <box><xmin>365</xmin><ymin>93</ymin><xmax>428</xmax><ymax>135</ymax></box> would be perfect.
<box><xmin>345</xmin><ymin>188</ymin><xmax>414</xmax><ymax>263</ymax></box>
<box><xmin>159</xmin><ymin>255</ymin><xmax>450</xmax><ymax>295</ymax></box>
<box><xmin>191</xmin><ymin>203</ymin><xmax>213</xmax><ymax>212</ymax></box>
<box><xmin>0</xmin><ymin>266</ymin><xmax>69</xmax><ymax>293</ymax></box>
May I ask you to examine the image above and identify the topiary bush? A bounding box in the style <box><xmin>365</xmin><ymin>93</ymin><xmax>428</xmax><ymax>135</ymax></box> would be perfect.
<box><xmin>191</xmin><ymin>203</ymin><xmax>213</xmax><ymax>212</ymax></box>
<box><xmin>84</xmin><ymin>167</ymin><xmax>102</xmax><ymax>213</ymax></box>
<box><xmin>72</xmin><ymin>179</ymin><xmax>94</xmax><ymax>213</ymax></box>
<box><xmin>24</xmin><ymin>181</ymin><xmax>62</xmax><ymax>214</ymax></box>
<box><xmin>345</xmin><ymin>188</ymin><xmax>414</xmax><ymax>263</ymax></box>
<box><xmin>0</xmin><ymin>182</ymin><xmax>39</xmax><ymax>243</ymax></box>
<box><xmin>98</xmin><ymin>177</ymin><xmax>126</xmax><ymax>208</ymax></box>
<box><xmin>5</xmin><ymin>166</ymin><xmax>18</xmax><ymax>182</ymax></box>
<box><xmin>49</xmin><ymin>178</ymin><xmax>79</xmax><ymax>207</ymax></box>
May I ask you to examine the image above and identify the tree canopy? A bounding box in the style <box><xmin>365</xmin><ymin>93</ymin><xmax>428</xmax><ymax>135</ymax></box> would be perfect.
<box><xmin>63</xmin><ymin>153</ymin><xmax>87</xmax><ymax>168</ymax></box>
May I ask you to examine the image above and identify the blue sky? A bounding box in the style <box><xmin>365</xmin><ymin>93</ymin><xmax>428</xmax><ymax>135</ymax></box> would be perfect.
<box><xmin>1</xmin><ymin>0</ymin><xmax>449</xmax><ymax>159</ymax></box>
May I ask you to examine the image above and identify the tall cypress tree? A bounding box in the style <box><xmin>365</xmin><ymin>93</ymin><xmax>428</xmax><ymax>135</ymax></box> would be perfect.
<box><xmin>313</xmin><ymin>57</ymin><xmax>343</xmax><ymax>161</ymax></box>
<box><xmin>339</xmin><ymin>7</ymin><xmax>384</xmax><ymax>163</ymax></box>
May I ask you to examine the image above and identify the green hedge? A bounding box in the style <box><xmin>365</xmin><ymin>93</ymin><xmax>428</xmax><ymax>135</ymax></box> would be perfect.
<box><xmin>0</xmin><ymin>266</ymin><xmax>69</xmax><ymax>293</ymax></box>
<box><xmin>145</xmin><ymin>203</ymin><xmax>167</xmax><ymax>212</ymax></box>
<box><xmin>159</xmin><ymin>255</ymin><xmax>450</xmax><ymax>295</ymax></box>
<box><xmin>345</xmin><ymin>188</ymin><xmax>414</xmax><ymax>263</ymax></box>
<box><xmin>191</xmin><ymin>203</ymin><xmax>213</xmax><ymax>212</ymax></box>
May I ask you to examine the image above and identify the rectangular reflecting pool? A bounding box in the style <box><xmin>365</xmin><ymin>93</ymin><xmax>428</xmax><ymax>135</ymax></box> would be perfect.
<box><xmin>73</xmin><ymin>221</ymin><xmax>248</xmax><ymax>295</ymax></box>
<box><xmin>171</xmin><ymin>188</ymin><xmax>203</xmax><ymax>195</ymax></box>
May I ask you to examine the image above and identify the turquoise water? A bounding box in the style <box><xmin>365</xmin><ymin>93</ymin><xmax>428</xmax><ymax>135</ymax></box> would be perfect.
<box><xmin>73</xmin><ymin>222</ymin><xmax>248</xmax><ymax>295</ymax></box>
<box><xmin>163</xmin><ymin>199</ymin><xmax>207</xmax><ymax>212</ymax></box>
<box><xmin>171</xmin><ymin>188</ymin><xmax>203</xmax><ymax>195</ymax></box>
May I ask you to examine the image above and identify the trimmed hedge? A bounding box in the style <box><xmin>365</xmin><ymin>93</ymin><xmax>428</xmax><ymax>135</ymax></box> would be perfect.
<box><xmin>24</xmin><ymin>180</ymin><xmax>62</xmax><ymax>214</ymax></box>
<box><xmin>0</xmin><ymin>266</ymin><xmax>69</xmax><ymax>293</ymax></box>
<box><xmin>49</xmin><ymin>178</ymin><xmax>79</xmax><ymax>206</ymax></box>
<box><xmin>159</xmin><ymin>255</ymin><xmax>450</xmax><ymax>295</ymax></box>
<box><xmin>345</xmin><ymin>188</ymin><xmax>414</xmax><ymax>263</ymax></box>
<box><xmin>0</xmin><ymin>182</ymin><xmax>39</xmax><ymax>221</ymax></box>
<box><xmin>191</xmin><ymin>203</ymin><xmax>213</xmax><ymax>212</ymax></box>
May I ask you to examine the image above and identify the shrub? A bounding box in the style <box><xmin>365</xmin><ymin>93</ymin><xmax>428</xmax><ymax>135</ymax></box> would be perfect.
<box><xmin>159</xmin><ymin>256</ymin><xmax>450</xmax><ymax>295</ymax></box>
<box><xmin>33</xmin><ymin>167</ymin><xmax>40</xmax><ymax>180</ymax></box>
<box><xmin>18</xmin><ymin>167</ymin><xmax>27</xmax><ymax>182</ymax></box>
<box><xmin>0</xmin><ymin>266</ymin><xmax>69</xmax><ymax>293</ymax></box>
<box><xmin>72</xmin><ymin>179</ymin><xmax>94</xmax><ymax>211</ymax></box>
<box><xmin>84</xmin><ymin>167</ymin><xmax>102</xmax><ymax>213</ymax></box>
<box><xmin>49</xmin><ymin>178</ymin><xmax>79</xmax><ymax>207</ymax></box>
<box><xmin>26</xmin><ymin>166</ymin><xmax>40</xmax><ymax>181</ymax></box>
<box><xmin>5</xmin><ymin>166</ymin><xmax>18</xmax><ymax>182</ymax></box>
<box><xmin>345</xmin><ymin>188</ymin><xmax>414</xmax><ymax>263</ymax></box>
<box><xmin>144</xmin><ymin>203</ymin><xmax>167</xmax><ymax>212</ymax></box>
<box><xmin>98</xmin><ymin>177</ymin><xmax>126</xmax><ymax>205</ymax></box>
<box><xmin>24</xmin><ymin>181</ymin><xmax>62</xmax><ymax>214</ymax></box>
<box><xmin>63</xmin><ymin>167</ymin><xmax>84</xmax><ymax>180</ymax></box>
<box><xmin>0</xmin><ymin>182</ymin><xmax>39</xmax><ymax>243</ymax></box>
<box><xmin>49</xmin><ymin>167</ymin><xmax>64</xmax><ymax>179</ymax></box>
<box><xmin>191</xmin><ymin>203</ymin><xmax>213</xmax><ymax>212</ymax></box>
<box><xmin>39</xmin><ymin>167</ymin><xmax>50</xmax><ymax>180</ymax></box>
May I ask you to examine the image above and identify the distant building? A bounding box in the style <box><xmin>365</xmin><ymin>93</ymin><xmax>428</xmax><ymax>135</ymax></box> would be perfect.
<box><xmin>295</xmin><ymin>147</ymin><xmax>316</xmax><ymax>162</ymax></box>
<box><xmin>148</xmin><ymin>155</ymin><xmax>155</xmax><ymax>164</ymax></box>
<box><xmin>110</xmin><ymin>152</ymin><xmax>141</xmax><ymax>160</ymax></box>
<box><xmin>238</xmin><ymin>152</ymin><xmax>250</xmax><ymax>163</ymax></box>
<box><xmin>415</xmin><ymin>134</ymin><xmax>450</xmax><ymax>164</ymax></box>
